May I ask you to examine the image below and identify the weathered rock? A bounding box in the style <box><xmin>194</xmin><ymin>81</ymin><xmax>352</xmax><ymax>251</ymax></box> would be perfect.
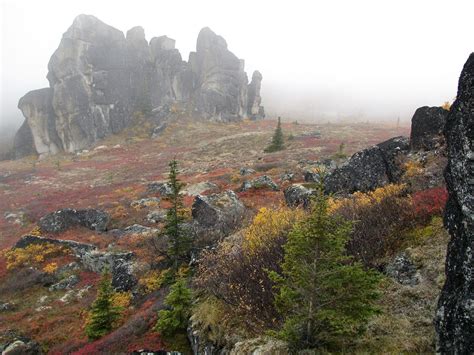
<box><xmin>284</xmin><ymin>184</ymin><xmax>316</xmax><ymax>209</ymax></box>
<box><xmin>15</xmin><ymin>235</ymin><xmax>136</xmax><ymax>291</ymax></box>
<box><xmin>304</xmin><ymin>170</ymin><xmax>320</xmax><ymax>183</ymax></box>
<box><xmin>240</xmin><ymin>167</ymin><xmax>256</xmax><ymax>176</ymax></box>
<box><xmin>0</xmin><ymin>303</ymin><xmax>16</xmax><ymax>312</ymax></box>
<box><xmin>410</xmin><ymin>106</ymin><xmax>448</xmax><ymax>151</ymax></box>
<box><xmin>0</xmin><ymin>331</ymin><xmax>41</xmax><ymax>355</ymax></box>
<box><xmin>385</xmin><ymin>252</ymin><xmax>421</xmax><ymax>286</ymax></box>
<box><xmin>183</xmin><ymin>181</ymin><xmax>218</xmax><ymax>196</ymax></box>
<box><xmin>192</xmin><ymin>190</ymin><xmax>245</xmax><ymax>244</ymax></box>
<box><xmin>435</xmin><ymin>53</ymin><xmax>474</xmax><ymax>354</ymax></box>
<box><xmin>146</xmin><ymin>181</ymin><xmax>173</xmax><ymax>196</ymax></box>
<box><xmin>230</xmin><ymin>337</ymin><xmax>289</xmax><ymax>355</ymax></box>
<box><xmin>247</xmin><ymin>71</ymin><xmax>265</xmax><ymax>120</ymax></box>
<box><xmin>38</xmin><ymin>208</ymin><xmax>109</xmax><ymax>232</ymax></box>
<box><xmin>14</xmin><ymin>15</ymin><xmax>264</xmax><ymax>157</ymax></box>
<box><xmin>240</xmin><ymin>175</ymin><xmax>279</xmax><ymax>191</ymax></box>
<box><xmin>130</xmin><ymin>197</ymin><xmax>160</xmax><ymax>209</ymax></box>
<box><xmin>325</xmin><ymin>136</ymin><xmax>409</xmax><ymax>194</ymax></box>
<box><xmin>280</xmin><ymin>172</ymin><xmax>294</xmax><ymax>182</ymax></box>
<box><xmin>146</xmin><ymin>209</ymin><xmax>167</xmax><ymax>224</ymax></box>
<box><xmin>48</xmin><ymin>274</ymin><xmax>80</xmax><ymax>291</ymax></box>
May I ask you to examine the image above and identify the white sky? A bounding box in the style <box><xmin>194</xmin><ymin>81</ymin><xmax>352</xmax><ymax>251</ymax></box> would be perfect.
<box><xmin>1</xmin><ymin>0</ymin><xmax>473</xmax><ymax>128</ymax></box>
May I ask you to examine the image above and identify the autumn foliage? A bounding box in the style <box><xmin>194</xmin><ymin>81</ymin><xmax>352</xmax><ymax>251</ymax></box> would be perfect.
<box><xmin>412</xmin><ymin>186</ymin><xmax>448</xmax><ymax>223</ymax></box>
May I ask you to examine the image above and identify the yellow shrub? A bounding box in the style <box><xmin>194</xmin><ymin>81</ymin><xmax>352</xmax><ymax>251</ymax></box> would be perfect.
<box><xmin>30</xmin><ymin>226</ymin><xmax>42</xmax><ymax>236</ymax></box>
<box><xmin>112</xmin><ymin>291</ymin><xmax>132</xmax><ymax>310</ymax></box>
<box><xmin>403</xmin><ymin>161</ymin><xmax>424</xmax><ymax>179</ymax></box>
<box><xmin>139</xmin><ymin>269</ymin><xmax>169</xmax><ymax>294</ymax></box>
<box><xmin>243</xmin><ymin>207</ymin><xmax>304</xmax><ymax>253</ymax></box>
<box><xmin>43</xmin><ymin>262</ymin><xmax>58</xmax><ymax>274</ymax></box>
<box><xmin>4</xmin><ymin>243</ymin><xmax>69</xmax><ymax>270</ymax></box>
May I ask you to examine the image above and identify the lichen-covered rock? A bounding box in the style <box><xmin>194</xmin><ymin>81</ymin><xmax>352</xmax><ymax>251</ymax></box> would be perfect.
<box><xmin>435</xmin><ymin>53</ymin><xmax>474</xmax><ymax>354</ymax></box>
<box><xmin>130</xmin><ymin>197</ymin><xmax>160</xmax><ymax>209</ymax></box>
<box><xmin>284</xmin><ymin>184</ymin><xmax>316</xmax><ymax>209</ymax></box>
<box><xmin>324</xmin><ymin>136</ymin><xmax>409</xmax><ymax>194</ymax></box>
<box><xmin>240</xmin><ymin>175</ymin><xmax>279</xmax><ymax>191</ymax></box>
<box><xmin>0</xmin><ymin>331</ymin><xmax>41</xmax><ymax>355</ymax></box>
<box><xmin>48</xmin><ymin>274</ymin><xmax>80</xmax><ymax>291</ymax></box>
<box><xmin>240</xmin><ymin>167</ymin><xmax>256</xmax><ymax>176</ymax></box>
<box><xmin>38</xmin><ymin>208</ymin><xmax>109</xmax><ymax>232</ymax></box>
<box><xmin>410</xmin><ymin>106</ymin><xmax>448</xmax><ymax>151</ymax></box>
<box><xmin>13</xmin><ymin>15</ymin><xmax>264</xmax><ymax>157</ymax></box>
<box><xmin>385</xmin><ymin>252</ymin><xmax>421</xmax><ymax>286</ymax></box>
<box><xmin>230</xmin><ymin>337</ymin><xmax>289</xmax><ymax>355</ymax></box>
<box><xmin>183</xmin><ymin>181</ymin><xmax>218</xmax><ymax>196</ymax></box>
<box><xmin>146</xmin><ymin>209</ymin><xmax>167</xmax><ymax>224</ymax></box>
<box><xmin>192</xmin><ymin>190</ymin><xmax>245</xmax><ymax>244</ymax></box>
<box><xmin>146</xmin><ymin>181</ymin><xmax>173</xmax><ymax>196</ymax></box>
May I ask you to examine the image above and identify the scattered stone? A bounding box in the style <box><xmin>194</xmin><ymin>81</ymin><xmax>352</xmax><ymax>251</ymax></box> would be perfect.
<box><xmin>304</xmin><ymin>170</ymin><xmax>320</xmax><ymax>183</ymax></box>
<box><xmin>2</xmin><ymin>339</ymin><xmax>41</xmax><ymax>355</ymax></box>
<box><xmin>385</xmin><ymin>252</ymin><xmax>421</xmax><ymax>286</ymax></box>
<box><xmin>240</xmin><ymin>175</ymin><xmax>279</xmax><ymax>191</ymax></box>
<box><xmin>146</xmin><ymin>181</ymin><xmax>173</xmax><ymax>196</ymax></box>
<box><xmin>299</xmin><ymin>130</ymin><xmax>321</xmax><ymax>138</ymax></box>
<box><xmin>59</xmin><ymin>290</ymin><xmax>76</xmax><ymax>303</ymax></box>
<box><xmin>183</xmin><ymin>181</ymin><xmax>218</xmax><ymax>196</ymax></box>
<box><xmin>49</xmin><ymin>275</ymin><xmax>80</xmax><ymax>291</ymax></box>
<box><xmin>94</xmin><ymin>145</ymin><xmax>107</xmax><ymax>151</ymax></box>
<box><xmin>151</xmin><ymin>122</ymin><xmax>167</xmax><ymax>138</ymax></box>
<box><xmin>0</xmin><ymin>303</ymin><xmax>16</xmax><ymax>312</ymax></box>
<box><xmin>130</xmin><ymin>197</ymin><xmax>160</xmax><ymax>209</ymax></box>
<box><xmin>35</xmin><ymin>306</ymin><xmax>52</xmax><ymax>312</ymax></box>
<box><xmin>230</xmin><ymin>337</ymin><xmax>289</xmax><ymax>355</ymax></box>
<box><xmin>146</xmin><ymin>209</ymin><xmax>167</xmax><ymax>224</ymax></box>
<box><xmin>410</xmin><ymin>106</ymin><xmax>447</xmax><ymax>151</ymax></box>
<box><xmin>39</xmin><ymin>208</ymin><xmax>109</xmax><ymax>232</ymax></box>
<box><xmin>240</xmin><ymin>167</ymin><xmax>256</xmax><ymax>176</ymax></box>
<box><xmin>280</xmin><ymin>172</ymin><xmax>294</xmax><ymax>182</ymax></box>
<box><xmin>3</xmin><ymin>211</ymin><xmax>25</xmax><ymax>225</ymax></box>
<box><xmin>284</xmin><ymin>184</ymin><xmax>316</xmax><ymax>209</ymax></box>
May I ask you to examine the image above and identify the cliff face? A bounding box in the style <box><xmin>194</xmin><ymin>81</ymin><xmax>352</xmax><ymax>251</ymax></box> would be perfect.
<box><xmin>435</xmin><ymin>53</ymin><xmax>474</xmax><ymax>353</ymax></box>
<box><xmin>14</xmin><ymin>15</ymin><xmax>264</xmax><ymax>158</ymax></box>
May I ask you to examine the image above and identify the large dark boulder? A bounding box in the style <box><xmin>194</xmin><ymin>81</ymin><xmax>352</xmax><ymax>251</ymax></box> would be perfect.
<box><xmin>39</xmin><ymin>208</ymin><xmax>109</xmax><ymax>232</ymax></box>
<box><xmin>324</xmin><ymin>136</ymin><xmax>409</xmax><ymax>195</ymax></box>
<box><xmin>284</xmin><ymin>184</ymin><xmax>316</xmax><ymax>209</ymax></box>
<box><xmin>435</xmin><ymin>53</ymin><xmax>474</xmax><ymax>354</ymax></box>
<box><xmin>410</xmin><ymin>106</ymin><xmax>448</xmax><ymax>151</ymax></box>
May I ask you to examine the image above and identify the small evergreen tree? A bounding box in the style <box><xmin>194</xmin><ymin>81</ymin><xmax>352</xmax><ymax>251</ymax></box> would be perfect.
<box><xmin>270</xmin><ymin>185</ymin><xmax>380</xmax><ymax>350</ymax></box>
<box><xmin>85</xmin><ymin>270</ymin><xmax>120</xmax><ymax>340</ymax></box>
<box><xmin>163</xmin><ymin>159</ymin><xmax>191</xmax><ymax>270</ymax></box>
<box><xmin>265</xmin><ymin>117</ymin><xmax>285</xmax><ymax>152</ymax></box>
<box><xmin>155</xmin><ymin>278</ymin><xmax>193</xmax><ymax>337</ymax></box>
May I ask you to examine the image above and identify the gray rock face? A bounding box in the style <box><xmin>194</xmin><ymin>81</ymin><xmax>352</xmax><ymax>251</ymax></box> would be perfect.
<box><xmin>324</xmin><ymin>136</ymin><xmax>409</xmax><ymax>194</ymax></box>
<box><xmin>38</xmin><ymin>208</ymin><xmax>109</xmax><ymax>232</ymax></box>
<box><xmin>435</xmin><ymin>53</ymin><xmax>474</xmax><ymax>354</ymax></box>
<box><xmin>0</xmin><ymin>331</ymin><xmax>41</xmax><ymax>355</ymax></box>
<box><xmin>14</xmin><ymin>15</ymin><xmax>264</xmax><ymax>157</ymax></box>
<box><xmin>12</xmin><ymin>120</ymin><xmax>35</xmax><ymax>159</ymax></box>
<box><xmin>410</xmin><ymin>106</ymin><xmax>448</xmax><ymax>151</ymax></box>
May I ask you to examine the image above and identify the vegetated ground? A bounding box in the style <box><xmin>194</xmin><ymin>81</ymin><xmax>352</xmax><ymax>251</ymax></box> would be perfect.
<box><xmin>1</xmin><ymin>116</ymin><xmax>449</xmax><ymax>353</ymax></box>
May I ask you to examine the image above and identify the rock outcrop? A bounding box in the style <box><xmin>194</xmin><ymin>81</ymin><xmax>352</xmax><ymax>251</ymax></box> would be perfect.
<box><xmin>38</xmin><ymin>208</ymin><xmax>110</xmax><ymax>232</ymax></box>
<box><xmin>410</xmin><ymin>106</ymin><xmax>448</xmax><ymax>151</ymax></box>
<box><xmin>324</xmin><ymin>136</ymin><xmax>409</xmax><ymax>194</ymax></box>
<box><xmin>435</xmin><ymin>53</ymin><xmax>474</xmax><ymax>353</ymax></box>
<box><xmin>13</xmin><ymin>15</ymin><xmax>264</xmax><ymax>157</ymax></box>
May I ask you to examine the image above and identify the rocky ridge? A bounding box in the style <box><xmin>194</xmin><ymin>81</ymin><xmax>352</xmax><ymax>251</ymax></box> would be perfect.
<box><xmin>13</xmin><ymin>14</ymin><xmax>265</xmax><ymax>158</ymax></box>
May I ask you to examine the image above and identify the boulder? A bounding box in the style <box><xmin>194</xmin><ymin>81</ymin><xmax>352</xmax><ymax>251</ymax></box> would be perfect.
<box><xmin>240</xmin><ymin>167</ymin><xmax>256</xmax><ymax>176</ymax></box>
<box><xmin>146</xmin><ymin>181</ymin><xmax>173</xmax><ymax>196</ymax></box>
<box><xmin>230</xmin><ymin>337</ymin><xmax>289</xmax><ymax>355</ymax></box>
<box><xmin>410</xmin><ymin>106</ymin><xmax>448</xmax><ymax>151</ymax></box>
<box><xmin>192</xmin><ymin>190</ymin><xmax>245</xmax><ymax>243</ymax></box>
<box><xmin>38</xmin><ymin>208</ymin><xmax>109</xmax><ymax>232</ymax></box>
<box><xmin>0</xmin><ymin>331</ymin><xmax>41</xmax><ymax>355</ymax></box>
<box><xmin>0</xmin><ymin>303</ymin><xmax>16</xmax><ymax>312</ymax></box>
<box><xmin>280</xmin><ymin>172</ymin><xmax>294</xmax><ymax>182</ymax></box>
<box><xmin>385</xmin><ymin>252</ymin><xmax>421</xmax><ymax>286</ymax></box>
<box><xmin>130</xmin><ymin>197</ymin><xmax>160</xmax><ymax>209</ymax></box>
<box><xmin>146</xmin><ymin>209</ymin><xmax>167</xmax><ymax>224</ymax></box>
<box><xmin>284</xmin><ymin>184</ymin><xmax>316</xmax><ymax>209</ymax></box>
<box><xmin>183</xmin><ymin>181</ymin><xmax>218</xmax><ymax>196</ymax></box>
<box><xmin>324</xmin><ymin>136</ymin><xmax>409</xmax><ymax>194</ymax></box>
<box><xmin>435</xmin><ymin>53</ymin><xmax>474</xmax><ymax>353</ymax></box>
<box><xmin>48</xmin><ymin>274</ymin><xmax>80</xmax><ymax>291</ymax></box>
<box><xmin>247</xmin><ymin>71</ymin><xmax>265</xmax><ymax>120</ymax></box>
<box><xmin>240</xmin><ymin>175</ymin><xmax>279</xmax><ymax>191</ymax></box>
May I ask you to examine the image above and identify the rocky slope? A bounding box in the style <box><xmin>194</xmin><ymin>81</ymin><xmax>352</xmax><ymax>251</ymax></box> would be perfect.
<box><xmin>436</xmin><ymin>53</ymin><xmax>474</xmax><ymax>353</ymax></box>
<box><xmin>13</xmin><ymin>14</ymin><xmax>265</xmax><ymax>158</ymax></box>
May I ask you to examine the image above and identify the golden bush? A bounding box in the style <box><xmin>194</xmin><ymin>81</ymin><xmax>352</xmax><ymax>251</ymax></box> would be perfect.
<box><xmin>4</xmin><ymin>243</ymin><xmax>69</xmax><ymax>270</ymax></box>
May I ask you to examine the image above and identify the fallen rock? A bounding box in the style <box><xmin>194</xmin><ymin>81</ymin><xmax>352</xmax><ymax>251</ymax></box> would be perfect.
<box><xmin>385</xmin><ymin>252</ymin><xmax>421</xmax><ymax>286</ymax></box>
<box><xmin>325</xmin><ymin>136</ymin><xmax>409</xmax><ymax>194</ymax></box>
<box><xmin>192</xmin><ymin>190</ymin><xmax>245</xmax><ymax>244</ymax></box>
<box><xmin>410</xmin><ymin>106</ymin><xmax>448</xmax><ymax>151</ymax></box>
<box><xmin>39</xmin><ymin>208</ymin><xmax>109</xmax><ymax>232</ymax></box>
<box><xmin>284</xmin><ymin>184</ymin><xmax>316</xmax><ymax>209</ymax></box>
<box><xmin>240</xmin><ymin>175</ymin><xmax>279</xmax><ymax>191</ymax></box>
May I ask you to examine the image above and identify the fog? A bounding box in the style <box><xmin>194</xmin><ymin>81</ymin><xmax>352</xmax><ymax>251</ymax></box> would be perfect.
<box><xmin>1</xmin><ymin>0</ymin><xmax>473</xmax><ymax>133</ymax></box>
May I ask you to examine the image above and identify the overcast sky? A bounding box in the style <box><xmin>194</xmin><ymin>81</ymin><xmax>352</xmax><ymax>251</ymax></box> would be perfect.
<box><xmin>1</xmin><ymin>0</ymin><xmax>473</xmax><ymax>130</ymax></box>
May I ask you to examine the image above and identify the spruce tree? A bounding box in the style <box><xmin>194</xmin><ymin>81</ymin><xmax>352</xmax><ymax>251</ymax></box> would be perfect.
<box><xmin>85</xmin><ymin>271</ymin><xmax>120</xmax><ymax>340</ymax></box>
<box><xmin>155</xmin><ymin>278</ymin><xmax>193</xmax><ymax>337</ymax></box>
<box><xmin>265</xmin><ymin>117</ymin><xmax>285</xmax><ymax>152</ymax></box>
<box><xmin>163</xmin><ymin>159</ymin><xmax>191</xmax><ymax>270</ymax></box>
<box><xmin>270</xmin><ymin>185</ymin><xmax>380</xmax><ymax>350</ymax></box>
